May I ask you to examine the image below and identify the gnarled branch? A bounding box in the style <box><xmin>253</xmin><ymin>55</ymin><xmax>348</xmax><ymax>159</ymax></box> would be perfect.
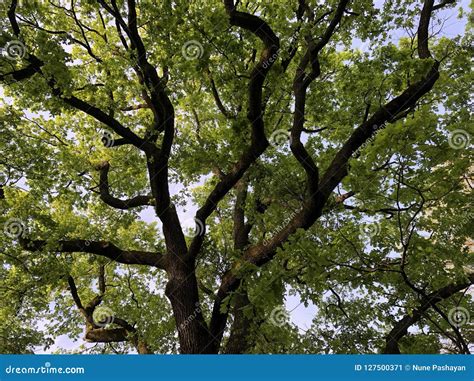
<box><xmin>95</xmin><ymin>161</ymin><xmax>153</xmax><ymax>210</ymax></box>
<box><xmin>188</xmin><ymin>0</ymin><xmax>280</xmax><ymax>261</ymax></box>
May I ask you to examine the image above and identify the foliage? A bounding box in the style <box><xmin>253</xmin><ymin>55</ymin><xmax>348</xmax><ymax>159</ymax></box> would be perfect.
<box><xmin>0</xmin><ymin>0</ymin><xmax>472</xmax><ymax>354</ymax></box>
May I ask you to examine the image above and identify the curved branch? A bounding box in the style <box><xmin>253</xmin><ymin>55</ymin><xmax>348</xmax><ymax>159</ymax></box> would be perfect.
<box><xmin>68</xmin><ymin>268</ymin><xmax>152</xmax><ymax>353</ymax></box>
<box><xmin>291</xmin><ymin>0</ymin><xmax>350</xmax><ymax>194</ymax></box>
<box><xmin>0</xmin><ymin>56</ymin><xmax>43</xmax><ymax>82</ymax></box>
<box><xmin>60</xmin><ymin>94</ymin><xmax>145</xmax><ymax>148</ymax></box>
<box><xmin>7</xmin><ymin>0</ymin><xmax>20</xmax><ymax>36</ymax></box>
<box><xmin>432</xmin><ymin>0</ymin><xmax>456</xmax><ymax>11</ymax></box>
<box><xmin>209</xmin><ymin>0</ymin><xmax>442</xmax><ymax>347</ymax></box>
<box><xmin>317</xmin><ymin>61</ymin><xmax>439</xmax><ymax>199</ymax></box>
<box><xmin>188</xmin><ymin>0</ymin><xmax>280</xmax><ymax>261</ymax></box>
<box><xmin>207</xmin><ymin>68</ymin><xmax>234</xmax><ymax>119</ymax></box>
<box><xmin>96</xmin><ymin>161</ymin><xmax>153</xmax><ymax>209</ymax></box>
<box><xmin>67</xmin><ymin>275</ymin><xmax>87</xmax><ymax>318</ymax></box>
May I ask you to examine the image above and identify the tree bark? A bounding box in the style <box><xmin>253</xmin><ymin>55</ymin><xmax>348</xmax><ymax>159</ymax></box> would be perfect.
<box><xmin>165</xmin><ymin>260</ymin><xmax>215</xmax><ymax>353</ymax></box>
<box><xmin>225</xmin><ymin>285</ymin><xmax>254</xmax><ymax>354</ymax></box>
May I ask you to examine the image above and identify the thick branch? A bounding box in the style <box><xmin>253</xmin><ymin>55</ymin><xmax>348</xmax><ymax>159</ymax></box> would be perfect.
<box><xmin>417</xmin><ymin>0</ymin><xmax>435</xmax><ymax>59</ymax></box>
<box><xmin>68</xmin><ymin>267</ymin><xmax>152</xmax><ymax>353</ymax></box>
<box><xmin>207</xmin><ymin>68</ymin><xmax>234</xmax><ymax>119</ymax></box>
<box><xmin>7</xmin><ymin>0</ymin><xmax>20</xmax><ymax>36</ymax></box>
<box><xmin>225</xmin><ymin>180</ymin><xmax>254</xmax><ymax>353</ymax></box>
<box><xmin>60</xmin><ymin>94</ymin><xmax>145</xmax><ymax>148</ymax></box>
<box><xmin>432</xmin><ymin>0</ymin><xmax>456</xmax><ymax>11</ymax></box>
<box><xmin>67</xmin><ymin>276</ymin><xmax>87</xmax><ymax>318</ymax></box>
<box><xmin>188</xmin><ymin>0</ymin><xmax>280</xmax><ymax>260</ymax></box>
<box><xmin>209</xmin><ymin>1</ymin><xmax>441</xmax><ymax>346</ymax></box>
<box><xmin>21</xmin><ymin>239</ymin><xmax>167</xmax><ymax>269</ymax></box>
<box><xmin>0</xmin><ymin>57</ymin><xmax>43</xmax><ymax>82</ymax></box>
<box><xmin>291</xmin><ymin>0</ymin><xmax>349</xmax><ymax>195</ymax></box>
<box><xmin>85</xmin><ymin>328</ymin><xmax>129</xmax><ymax>343</ymax></box>
<box><xmin>3</xmin><ymin>4</ymin><xmax>145</xmax><ymax>149</ymax></box>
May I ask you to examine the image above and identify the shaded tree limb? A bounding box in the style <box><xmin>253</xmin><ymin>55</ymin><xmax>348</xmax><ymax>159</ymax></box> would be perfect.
<box><xmin>2</xmin><ymin>3</ymin><xmax>145</xmax><ymax>149</ymax></box>
<box><xmin>432</xmin><ymin>0</ymin><xmax>456</xmax><ymax>11</ymax></box>
<box><xmin>418</xmin><ymin>0</ymin><xmax>435</xmax><ymax>59</ymax></box>
<box><xmin>291</xmin><ymin>0</ymin><xmax>350</xmax><ymax>195</ymax></box>
<box><xmin>207</xmin><ymin>68</ymin><xmax>235</xmax><ymax>119</ymax></box>
<box><xmin>67</xmin><ymin>270</ymin><xmax>151</xmax><ymax>353</ymax></box>
<box><xmin>188</xmin><ymin>0</ymin><xmax>280</xmax><ymax>261</ymax></box>
<box><xmin>383</xmin><ymin>274</ymin><xmax>474</xmax><ymax>354</ymax></box>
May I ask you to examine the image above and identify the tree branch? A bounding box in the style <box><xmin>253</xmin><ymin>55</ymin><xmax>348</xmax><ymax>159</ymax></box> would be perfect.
<box><xmin>7</xmin><ymin>0</ymin><xmax>20</xmax><ymax>36</ymax></box>
<box><xmin>187</xmin><ymin>0</ymin><xmax>280</xmax><ymax>261</ymax></box>
<box><xmin>21</xmin><ymin>239</ymin><xmax>167</xmax><ymax>269</ymax></box>
<box><xmin>95</xmin><ymin>161</ymin><xmax>153</xmax><ymax>209</ymax></box>
<box><xmin>433</xmin><ymin>0</ymin><xmax>456</xmax><ymax>11</ymax></box>
<box><xmin>207</xmin><ymin>68</ymin><xmax>234</xmax><ymax>119</ymax></box>
<box><xmin>317</xmin><ymin>61</ymin><xmax>439</xmax><ymax>200</ymax></box>
<box><xmin>59</xmin><ymin>94</ymin><xmax>145</xmax><ymax>148</ymax></box>
<box><xmin>67</xmin><ymin>275</ymin><xmax>87</xmax><ymax>318</ymax></box>
<box><xmin>417</xmin><ymin>0</ymin><xmax>435</xmax><ymax>59</ymax></box>
<box><xmin>290</xmin><ymin>1</ymin><xmax>350</xmax><ymax>194</ymax></box>
<box><xmin>383</xmin><ymin>274</ymin><xmax>474</xmax><ymax>354</ymax></box>
<box><xmin>208</xmin><ymin>0</ymin><xmax>442</xmax><ymax>347</ymax></box>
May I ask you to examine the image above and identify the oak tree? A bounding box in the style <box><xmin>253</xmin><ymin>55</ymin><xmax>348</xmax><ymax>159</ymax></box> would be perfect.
<box><xmin>1</xmin><ymin>0</ymin><xmax>472</xmax><ymax>354</ymax></box>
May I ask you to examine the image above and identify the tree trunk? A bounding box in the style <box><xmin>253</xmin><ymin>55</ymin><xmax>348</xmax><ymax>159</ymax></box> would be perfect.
<box><xmin>225</xmin><ymin>285</ymin><xmax>254</xmax><ymax>353</ymax></box>
<box><xmin>165</xmin><ymin>261</ymin><xmax>216</xmax><ymax>353</ymax></box>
